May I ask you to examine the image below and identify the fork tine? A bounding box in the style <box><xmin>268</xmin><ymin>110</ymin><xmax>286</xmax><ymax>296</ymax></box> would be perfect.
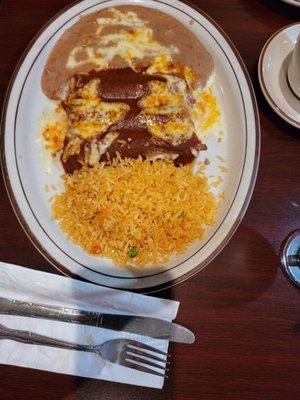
<box><xmin>127</xmin><ymin>341</ymin><xmax>170</xmax><ymax>357</ymax></box>
<box><xmin>126</xmin><ymin>353</ymin><xmax>169</xmax><ymax>371</ymax></box>
<box><xmin>124</xmin><ymin>360</ymin><xmax>168</xmax><ymax>378</ymax></box>
<box><xmin>126</xmin><ymin>346</ymin><xmax>170</xmax><ymax>364</ymax></box>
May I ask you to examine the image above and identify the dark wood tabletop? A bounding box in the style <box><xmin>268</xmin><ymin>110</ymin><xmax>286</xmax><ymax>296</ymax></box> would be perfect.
<box><xmin>0</xmin><ymin>0</ymin><xmax>300</xmax><ymax>399</ymax></box>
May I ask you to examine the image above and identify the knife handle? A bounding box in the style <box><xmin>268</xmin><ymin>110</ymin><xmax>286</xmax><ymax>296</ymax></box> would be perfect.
<box><xmin>0</xmin><ymin>297</ymin><xmax>104</xmax><ymax>327</ymax></box>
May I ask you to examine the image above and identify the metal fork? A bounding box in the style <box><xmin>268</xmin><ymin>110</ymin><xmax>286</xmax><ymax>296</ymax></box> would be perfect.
<box><xmin>0</xmin><ymin>323</ymin><xmax>170</xmax><ymax>377</ymax></box>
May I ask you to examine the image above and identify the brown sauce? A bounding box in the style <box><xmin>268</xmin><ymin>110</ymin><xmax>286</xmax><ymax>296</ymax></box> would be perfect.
<box><xmin>61</xmin><ymin>68</ymin><xmax>205</xmax><ymax>174</ymax></box>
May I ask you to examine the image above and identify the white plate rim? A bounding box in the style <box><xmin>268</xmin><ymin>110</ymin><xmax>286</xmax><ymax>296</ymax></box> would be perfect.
<box><xmin>1</xmin><ymin>0</ymin><xmax>260</xmax><ymax>293</ymax></box>
<box><xmin>280</xmin><ymin>0</ymin><xmax>300</xmax><ymax>7</ymax></box>
<box><xmin>258</xmin><ymin>22</ymin><xmax>300</xmax><ymax>129</ymax></box>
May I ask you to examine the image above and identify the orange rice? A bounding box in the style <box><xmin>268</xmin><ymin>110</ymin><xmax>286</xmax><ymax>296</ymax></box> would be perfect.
<box><xmin>52</xmin><ymin>158</ymin><xmax>218</xmax><ymax>267</ymax></box>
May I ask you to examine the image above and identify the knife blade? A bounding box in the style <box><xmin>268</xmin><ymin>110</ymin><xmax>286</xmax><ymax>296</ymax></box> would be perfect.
<box><xmin>0</xmin><ymin>297</ymin><xmax>194</xmax><ymax>344</ymax></box>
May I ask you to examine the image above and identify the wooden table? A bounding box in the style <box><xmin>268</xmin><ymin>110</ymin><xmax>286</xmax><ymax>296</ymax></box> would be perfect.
<box><xmin>0</xmin><ymin>0</ymin><xmax>299</xmax><ymax>399</ymax></box>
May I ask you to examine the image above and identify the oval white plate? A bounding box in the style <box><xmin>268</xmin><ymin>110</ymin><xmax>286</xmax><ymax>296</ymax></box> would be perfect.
<box><xmin>258</xmin><ymin>23</ymin><xmax>300</xmax><ymax>129</ymax></box>
<box><xmin>1</xmin><ymin>0</ymin><xmax>260</xmax><ymax>292</ymax></box>
<box><xmin>280</xmin><ymin>0</ymin><xmax>300</xmax><ymax>7</ymax></box>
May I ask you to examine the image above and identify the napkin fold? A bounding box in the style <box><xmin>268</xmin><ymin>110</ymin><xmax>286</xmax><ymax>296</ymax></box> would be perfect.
<box><xmin>0</xmin><ymin>262</ymin><xmax>179</xmax><ymax>389</ymax></box>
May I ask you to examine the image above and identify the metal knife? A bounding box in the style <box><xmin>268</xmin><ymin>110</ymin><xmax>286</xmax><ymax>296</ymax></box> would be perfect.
<box><xmin>0</xmin><ymin>297</ymin><xmax>194</xmax><ymax>344</ymax></box>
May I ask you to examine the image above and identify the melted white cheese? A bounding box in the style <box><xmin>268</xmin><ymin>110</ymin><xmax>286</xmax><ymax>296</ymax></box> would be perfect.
<box><xmin>67</xmin><ymin>8</ymin><xmax>177</xmax><ymax>71</ymax></box>
<box><xmin>67</xmin><ymin>79</ymin><xmax>129</xmax><ymax>139</ymax></box>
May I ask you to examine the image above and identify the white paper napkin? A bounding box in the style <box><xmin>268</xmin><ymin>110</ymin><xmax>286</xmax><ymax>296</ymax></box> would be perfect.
<box><xmin>0</xmin><ymin>262</ymin><xmax>179</xmax><ymax>389</ymax></box>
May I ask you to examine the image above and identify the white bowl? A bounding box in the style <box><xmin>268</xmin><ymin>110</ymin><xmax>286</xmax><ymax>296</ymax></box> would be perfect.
<box><xmin>258</xmin><ymin>23</ymin><xmax>300</xmax><ymax>129</ymax></box>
